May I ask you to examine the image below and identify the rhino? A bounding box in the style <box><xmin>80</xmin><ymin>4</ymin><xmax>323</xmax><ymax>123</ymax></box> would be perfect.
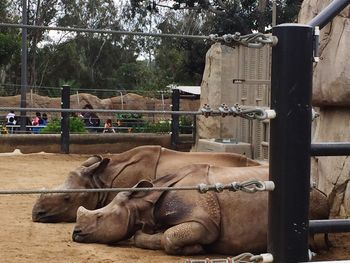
<box><xmin>72</xmin><ymin>164</ymin><xmax>329</xmax><ymax>255</ymax></box>
<box><xmin>32</xmin><ymin>145</ymin><xmax>260</xmax><ymax>223</ymax></box>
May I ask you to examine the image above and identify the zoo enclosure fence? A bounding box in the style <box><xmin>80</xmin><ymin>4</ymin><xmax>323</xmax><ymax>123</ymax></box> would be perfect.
<box><xmin>1</xmin><ymin>0</ymin><xmax>350</xmax><ymax>262</ymax></box>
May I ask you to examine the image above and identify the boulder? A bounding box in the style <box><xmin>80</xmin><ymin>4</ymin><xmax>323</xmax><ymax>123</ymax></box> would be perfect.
<box><xmin>0</xmin><ymin>92</ymin><xmax>199</xmax><ymax>123</ymax></box>
<box><xmin>299</xmin><ymin>0</ymin><xmax>350</xmax><ymax>106</ymax></box>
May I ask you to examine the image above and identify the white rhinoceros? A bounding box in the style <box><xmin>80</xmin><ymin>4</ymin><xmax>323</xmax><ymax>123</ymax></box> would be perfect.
<box><xmin>32</xmin><ymin>145</ymin><xmax>260</xmax><ymax>223</ymax></box>
<box><xmin>72</xmin><ymin>164</ymin><xmax>329</xmax><ymax>255</ymax></box>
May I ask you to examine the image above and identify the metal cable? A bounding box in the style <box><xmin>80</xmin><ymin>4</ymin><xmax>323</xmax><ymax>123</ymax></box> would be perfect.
<box><xmin>0</xmin><ymin>83</ymin><xmax>172</xmax><ymax>93</ymax></box>
<box><xmin>185</xmin><ymin>252</ymin><xmax>273</xmax><ymax>263</ymax></box>
<box><xmin>0</xmin><ymin>23</ymin><xmax>213</xmax><ymax>40</ymax></box>
<box><xmin>0</xmin><ymin>180</ymin><xmax>274</xmax><ymax>195</ymax></box>
<box><xmin>0</xmin><ymin>23</ymin><xmax>277</xmax><ymax>48</ymax></box>
<box><xmin>0</xmin><ymin>105</ymin><xmax>275</xmax><ymax>120</ymax></box>
<box><xmin>0</xmin><ymin>106</ymin><xmax>199</xmax><ymax>115</ymax></box>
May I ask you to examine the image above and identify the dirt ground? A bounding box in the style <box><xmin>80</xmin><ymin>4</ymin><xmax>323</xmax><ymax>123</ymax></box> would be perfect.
<box><xmin>0</xmin><ymin>152</ymin><xmax>349</xmax><ymax>263</ymax></box>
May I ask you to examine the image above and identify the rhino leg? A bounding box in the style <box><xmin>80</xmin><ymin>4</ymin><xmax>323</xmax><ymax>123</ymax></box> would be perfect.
<box><xmin>134</xmin><ymin>231</ymin><xmax>163</xmax><ymax>250</ymax></box>
<box><xmin>161</xmin><ymin>221</ymin><xmax>217</xmax><ymax>255</ymax></box>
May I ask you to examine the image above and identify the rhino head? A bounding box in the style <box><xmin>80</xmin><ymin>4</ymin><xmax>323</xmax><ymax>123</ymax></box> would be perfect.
<box><xmin>32</xmin><ymin>156</ymin><xmax>110</xmax><ymax>223</ymax></box>
<box><xmin>72</xmin><ymin>181</ymin><xmax>155</xmax><ymax>244</ymax></box>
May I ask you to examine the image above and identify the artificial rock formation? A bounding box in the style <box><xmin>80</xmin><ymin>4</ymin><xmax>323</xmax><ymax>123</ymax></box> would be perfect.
<box><xmin>197</xmin><ymin>43</ymin><xmax>237</xmax><ymax>140</ymax></box>
<box><xmin>299</xmin><ymin>0</ymin><xmax>350</xmax><ymax>216</ymax></box>
<box><xmin>0</xmin><ymin>92</ymin><xmax>199</xmax><ymax>122</ymax></box>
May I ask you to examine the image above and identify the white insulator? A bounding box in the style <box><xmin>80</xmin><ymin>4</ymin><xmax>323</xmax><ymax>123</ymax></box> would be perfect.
<box><xmin>308</xmin><ymin>249</ymin><xmax>316</xmax><ymax>260</ymax></box>
<box><xmin>265</xmin><ymin>109</ymin><xmax>276</xmax><ymax>119</ymax></box>
<box><xmin>312</xmin><ymin>108</ymin><xmax>320</xmax><ymax>120</ymax></box>
<box><xmin>314</xmin><ymin>26</ymin><xmax>320</xmax><ymax>36</ymax></box>
<box><xmin>263</xmin><ymin>181</ymin><xmax>275</xmax><ymax>191</ymax></box>
<box><xmin>260</xmin><ymin>253</ymin><xmax>274</xmax><ymax>262</ymax></box>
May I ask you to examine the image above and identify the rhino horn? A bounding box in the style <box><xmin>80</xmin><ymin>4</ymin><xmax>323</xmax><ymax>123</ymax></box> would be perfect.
<box><xmin>77</xmin><ymin>206</ymin><xmax>90</xmax><ymax>218</ymax></box>
<box><xmin>81</xmin><ymin>155</ymin><xmax>103</xmax><ymax>167</ymax></box>
<box><xmin>81</xmin><ymin>158</ymin><xmax>110</xmax><ymax>177</ymax></box>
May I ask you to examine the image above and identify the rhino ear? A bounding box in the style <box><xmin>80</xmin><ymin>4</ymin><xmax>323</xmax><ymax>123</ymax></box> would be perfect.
<box><xmin>81</xmin><ymin>155</ymin><xmax>103</xmax><ymax>167</ymax></box>
<box><xmin>81</xmin><ymin>158</ymin><xmax>110</xmax><ymax>177</ymax></box>
<box><xmin>115</xmin><ymin>180</ymin><xmax>154</xmax><ymax>204</ymax></box>
<box><xmin>127</xmin><ymin>180</ymin><xmax>154</xmax><ymax>199</ymax></box>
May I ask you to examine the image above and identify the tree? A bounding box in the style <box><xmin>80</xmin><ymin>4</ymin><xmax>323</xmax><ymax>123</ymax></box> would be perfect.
<box><xmin>131</xmin><ymin>0</ymin><xmax>303</xmax><ymax>33</ymax></box>
<box><xmin>0</xmin><ymin>0</ymin><xmax>21</xmax><ymax>94</ymax></box>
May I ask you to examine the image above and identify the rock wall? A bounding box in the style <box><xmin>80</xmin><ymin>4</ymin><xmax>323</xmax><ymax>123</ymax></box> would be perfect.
<box><xmin>299</xmin><ymin>0</ymin><xmax>350</xmax><ymax>106</ymax></box>
<box><xmin>0</xmin><ymin>92</ymin><xmax>199</xmax><ymax>122</ymax></box>
<box><xmin>196</xmin><ymin>43</ymin><xmax>236</xmax><ymax>140</ymax></box>
<box><xmin>299</xmin><ymin>1</ymin><xmax>350</xmax><ymax>216</ymax></box>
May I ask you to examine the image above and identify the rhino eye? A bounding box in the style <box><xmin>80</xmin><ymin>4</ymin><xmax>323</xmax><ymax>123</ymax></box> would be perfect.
<box><xmin>96</xmin><ymin>213</ymin><xmax>103</xmax><ymax>219</ymax></box>
<box><xmin>63</xmin><ymin>195</ymin><xmax>71</xmax><ymax>201</ymax></box>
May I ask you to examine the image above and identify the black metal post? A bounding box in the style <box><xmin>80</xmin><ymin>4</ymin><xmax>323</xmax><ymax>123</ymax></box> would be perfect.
<box><xmin>61</xmin><ymin>85</ymin><xmax>70</xmax><ymax>154</ymax></box>
<box><xmin>311</xmin><ymin>143</ymin><xmax>350</xmax><ymax>156</ymax></box>
<box><xmin>309</xmin><ymin>219</ymin><xmax>350</xmax><ymax>233</ymax></box>
<box><xmin>171</xmin><ymin>89</ymin><xmax>180</xmax><ymax>150</ymax></box>
<box><xmin>268</xmin><ymin>24</ymin><xmax>314</xmax><ymax>263</ymax></box>
<box><xmin>20</xmin><ymin>0</ymin><xmax>28</xmax><ymax>132</ymax></box>
<box><xmin>308</xmin><ymin>0</ymin><xmax>350</xmax><ymax>29</ymax></box>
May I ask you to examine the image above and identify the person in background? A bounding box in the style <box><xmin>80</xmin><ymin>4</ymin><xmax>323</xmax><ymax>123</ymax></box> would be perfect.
<box><xmin>6</xmin><ymin>116</ymin><xmax>16</xmax><ymax>134</ymax></box>
<box><xmin>80</xmin><ymin>104</ymin><xmax>100</xmax><ymax>132</ymax></box>
<box><xmin>103</xmin><ymin>119</ymin><xmax>115</xmax><ymax>133</ymax></box>
<box><xmin>42</xmin><ymin>113</ymin><xmax>48</xmax><ymax>126</ymax></box>
<box><xmin>32</xmin><ymin>112</ymin><xmax>42</xmax><ymax>134</ymax></box>
<box><xmin>6</xmin><ymin>110</ymin><xmax>15</xmax><ymax>123</ymax></box>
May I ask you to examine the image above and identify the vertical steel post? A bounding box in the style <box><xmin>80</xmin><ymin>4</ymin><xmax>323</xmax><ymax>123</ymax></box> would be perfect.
<box><xmin>20</xmin><ymin>0</ymin><xmax>28</xmax><ymax>132</ymax></box>
<box><xmin>268</xmin><ymin>24</ymin><xmax>314</xmax><ymax>262</ymax></box>
<box><xmin>171</xmin><ymin>89</ymin><xmax>180</xmax><ymax>150</ymax></box>
<box><xmin>61</xmin><ymin>85</ymin><xmax>70</xmax><ymax>154</ymax></box>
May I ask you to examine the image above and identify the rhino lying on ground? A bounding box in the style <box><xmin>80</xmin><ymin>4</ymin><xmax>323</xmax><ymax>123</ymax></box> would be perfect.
<box><xmin>72</xmin><ymin>164</ymin><xmax>329</xmax><ymax>255</ymax></box>
<box><xmin>32</xmin><ymin>145</ymin><xmax>260</xmax><ymax>223</ymax></box>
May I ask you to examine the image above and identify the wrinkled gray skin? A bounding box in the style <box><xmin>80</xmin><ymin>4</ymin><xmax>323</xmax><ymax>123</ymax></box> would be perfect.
<box><xmin>32</xmin><ymin>145</ymin><xmax>260</xmax><ymax>223</ymax></box>
<box><xmin>73</xmin><ymin>164</ymin><xmax>329</xmax><ymax>255</ymax></box>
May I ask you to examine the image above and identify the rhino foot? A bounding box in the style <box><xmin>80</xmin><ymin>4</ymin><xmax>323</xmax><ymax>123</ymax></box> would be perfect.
<box><xmin>134</xmin><ymin>231</ymin><xmax>163</xmax><ymax>250</ymax></box>
<box><xmin>161</xmin><ymin>222</ymin><xmax>216</xmax><ymax>255</ymax></box>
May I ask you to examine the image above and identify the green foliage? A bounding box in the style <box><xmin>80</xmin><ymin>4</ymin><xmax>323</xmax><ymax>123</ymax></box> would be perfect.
<box><xmin>40</xmin><ymin>117</ymin><xmax>87</xmax><ymax>134</ymax></box>
<box><xmin>179</xmin><ymin>115</ymin><xmax>193</xmax><ymax>134</ymax></box>
<box><xmin>0</xmin><ymin>33</ymin><xmax>20</xmax><ymax>66</ymax></box>
<box><xmin>114</xmin><ymin>61</ymin><xmax>157</xmax><ymax>91</ymax></box>
<box><xmin>135</xmin><ymin>120</ymin><xmax>171</xmax><ymax>133</ymax></box>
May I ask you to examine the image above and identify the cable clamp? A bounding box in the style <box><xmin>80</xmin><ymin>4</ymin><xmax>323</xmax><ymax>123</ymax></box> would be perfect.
<box><xmin>201</xmin><ymin>104</ymin><xmax>213</xmax><ymax>118</ymax></box>
<box><xmin>219</xmin><ymin>103</ymin><xmax>230</xmax><ymax>117</ymax></box>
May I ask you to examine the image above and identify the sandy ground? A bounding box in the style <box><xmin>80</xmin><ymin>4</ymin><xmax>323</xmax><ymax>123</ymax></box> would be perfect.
<box><xmin>0</xmin><ymin>152</ymin><xmax>349</xmax><ymax>263</ymax></box>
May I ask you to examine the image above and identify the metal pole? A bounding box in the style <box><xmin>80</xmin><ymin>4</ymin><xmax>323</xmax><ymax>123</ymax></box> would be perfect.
<box><xmin>20</xmin><ymin>0</ymin><xmax>28</xmax><ymax>132</ymax></box>
<box><xmin>310</xmin><ymin>143</ymin><xmax>350</xmax><ymax>156</ymax></box>
<box><xmin>308</xmin><ymin>0</ymin><xmax>350</xmax><ymax>29</ymax></box>
<box><xmin>61</xmin><ymin>85</ymin><xmax>70</xmax><ymax>154</ymax></box>
<box><xmin>171</xmin><ymin>89</ymin><xmax>180</xmax><ymax>150</ymax></box>
<box><xmin>268</xmin><ymin>24</ymin><xmax>314</xmax><ymax>263</ymax></box>
<box><xmin>309</xmin><ymin>219</ymin><xmax>350</xmax><ymax>233</ymax></box>
<box><xmin>272</xmin><ymin>0</ymin><xmax>277</xmax><ymax>27</ymax></box>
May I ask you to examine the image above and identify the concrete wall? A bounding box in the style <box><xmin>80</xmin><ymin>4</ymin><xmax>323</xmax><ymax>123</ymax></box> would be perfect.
<box><xmin>0</xmin><ymin>134</ymin><xmax>173</xmax><ymax>154</ymax></box>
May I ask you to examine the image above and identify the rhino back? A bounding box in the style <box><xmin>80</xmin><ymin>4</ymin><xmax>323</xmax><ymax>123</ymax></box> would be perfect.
<box><xmin>155</xmin><ymin>149</ymin><xmax>261</xmax><ymax>178</ymax></box>
<box><xmin>106</xmin><ymin>146</ymin><xmax>161</xmax><ymax>188</ymax></box>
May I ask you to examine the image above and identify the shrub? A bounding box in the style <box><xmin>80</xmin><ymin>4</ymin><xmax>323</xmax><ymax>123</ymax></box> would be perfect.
<box><xmin>40</xmin><ymin>117</ymin><xmax>87</xmax><ymax>134</ymax></box>
<box><xmin>138</xmin><ymin>120</ymin><xmax>171</xmax><ymax>133</ymax></box>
